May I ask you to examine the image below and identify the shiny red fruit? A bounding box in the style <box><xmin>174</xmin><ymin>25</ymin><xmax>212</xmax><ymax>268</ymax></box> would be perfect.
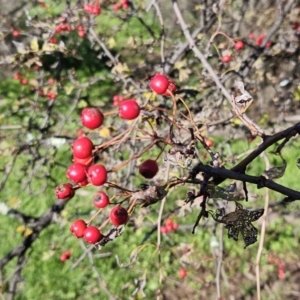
<box><xmin>119</xmin><ymin>99</ymin><xmax>140</xmax><ymax>120</ymax></box>
<box><xmin>109</xmin><ymin>206</ymin><xmax>128</xmax><ymax>226</ymax></box>
<box><xmin>70</xmin><ymin>219</ymin><xmax>87</xmax><ymax>238</ymax></box>
<box><xmin>55</xmin><ymin>183</ymin><xmax>75</xmax><ymax>200</ymax></box>
<box><xmin>66</xmin><ymin>163</ymin><xmax>87</xmax><ymax>183</ymax></box>
<box><xmin>13</xmin><ymin>73</ymin><xmax>21</xmax><ymax>80</ymax></box>
<box><xmin>234</xmin><ymin>40</ymin><xmax>244</xmax><ymax>50</ymax></box>
<box><xmin>93</xmin><ymin>191</ymin><xmax>110</xmax><ymax>208</ymax></box>
<box><xmin>20</xmin><ymin>78</ymin><xmax>28</xmax><ymax>85</ymax></box>
<box><xmin>81</xmin><ymin>107</ymin><xmax>104</xmax><ymax>129</ymax></box>
<box><xmin>47</xmin><ymin>91</ymin><xmax>56</xmax><ymax>100</ymax></box>
<box><xmin>83</xmin><ymin>226</ymin><xmax>102</xmax><ymax>244</ymax></box>
<box><xmin>139</xmin><ymin>159</ymin><xmax>159</xmax><ymax>179</ymax></box>
<box><xmin>87</xmin><ymin>164</ymin><xmax>107</xmax><ymax>186</ymax></box>
<box><xmin>12</xmin><ymin>30</ymin><xmax>20</xmax><ymax>37</ymax></box>
<box><xmin>150</xmin><ymin>74</ymin><xmax>169</xmax><ymax>95</ymax></box>
<box><xmin>221</xmin><ymin>55</ymin><xmax>231</xmax><ymax>63</ymax></box>
<box><xmin>205</xmin><ymin>138</ymin><xmax>214</xmax><ymax>147</ymax></box>
<box><xmin>72</xmin><ymin>137</ymin><xmax>93</xmax><ymax>159</ymax></box>
<box><xmin>179</xmin><ymin>268</ymin><xmax>187</xmax><ymax>278</ymax></box>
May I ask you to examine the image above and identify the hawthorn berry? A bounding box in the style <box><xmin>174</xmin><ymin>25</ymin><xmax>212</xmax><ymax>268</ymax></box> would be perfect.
<box><xmin>84</xmin><ymin>4</ymin><xmax>101</xmax><ymax>15</ymax></box>
<box><xmin>93</xmin><ymin>191</ymin><xmax>110</xmax><ymax>208</ymax></box>
<box><xmin>72</xmin><ymin>137</ymin><xmax>93</xmax><ymax>159</ymax></box>
<box><xmin>109</xmin><ymin>206</ymin><xmax>128</xmax><ymax>226</ymax></box>
<box><xmin>160</xmin><ymin>226</ymin><xmax>168</xmax><ymax>234</ymax></box>
<box><xmin>113</xmin><ymin>3</ymin><xmax>121</xmax><ymax>10</ymax></box>
<box><xmin>139</xmin><ymin>159</ymin><xmax>159</xmax><ymax>179</ymax></box>
<box><xmin>78</xmin><ymin>30</ymin><xmax>86</xmax><ymax>38</ymax></box>
<box><xmin>49</xmin><ymin>38</ymin><xmax>57</xmax><ymax>44</ymax></box>
<box><xmin>66</xmin><ymin>163</ymin><xmax>87</xmax><ymax>183</ymax></box>
<box><xmin>119</xmin><ymin>99</ymin><xmax>140</xmax><ymax>120</ymax></box>
<box><xmin>234</xmin><ymin>40</ymin><xmax>244</xmax><ymax>50</ymax></box>
<box><xmin>70</xmin><ymin>219</ymin><xmax>87</xmax><ymax>238</ymax></box>
<box><xmin>255</xmin><ymin>34</ymin><xmax>265</xmax><ymax>46</ymax></box>
<box><xmin>55</xmin><ymin>183</ymin><xmax>75</xmax><ymax>200</ymax></box>
<box><xmin>179</xmin><ymin>268</ymin><xmax>187</xmax><ymax>278</ymax></box>
<box><xmin>205</xmin><ymin>139</ymin><xmax>214</xmax><ymax>147</ymax></box>
<box><xmin>81</xmin><ymin>107</ymin><xmax>104</xmax><ymax>129</ymax></box>
<box><xmin>20</xmin><ymin>78</ymin><xmax>28</xmax><ymax>85</ymax></box>
<box><xmin>60</xmin><ymin>251</ymin><xmax>71</xmax><ymax>262</ymax></box>
<box><xmin>83</xmin><ymin>226</ymin><xmax>102</xmax><ymax>244</ymax></box>
<box><xmin>77</xmin><ymin>25</ymin><xmax>84</xmax><ymax>31</ymax></box>
<box><xmin>149</xmin><ymin>74</ymin><xmax>169</xmax><ymax>95</ymax></box>
<box><xmin>13</xmin><ymin>73</ymin><xmax>21</xmax><ymax>80</ymax></box>
<box><xmin>47</xmin><ymin>91</ymin><xmax>57</xmax><ymax>100</ymax></box>
<box><xmin>221</xmin><ymin>55</ymin><xmax>231</xmax><ymax>63</ymax></box>
<box><xmin>87</xmin><ymin>164</ymin><xmax>107</xmax><ymax>186</ymax></box>
<box><xmin>12</xmin><ymin>30</ymin><xmax>20</xmax><ymax>37</ymax></box>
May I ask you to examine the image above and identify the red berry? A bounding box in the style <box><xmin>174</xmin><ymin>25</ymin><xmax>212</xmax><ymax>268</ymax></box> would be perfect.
<box><xmin>78</xmin><ymin>31</ymin><xmax>85</xmax><ymax>38</ymax></box>
<box><xmin>77</xmin><ymin>25</ymin><xmax>84</xmax><ymax>31</ymax></box>
<box><xmin>60</xmin><ymin>251</ymin><xmax>71</xmax><ymax>262</ymax></box>
<box><xmin>166</xmin><ymin>223</ymin><xmax>174</xmax><ymax>232</ymax></box>
<box><xmin>47</xmin><ymin>91</ymin><xmax>56</xmax><ymax>100</ymax></box>
<box><xmin>255</xmin><ymin>34</ymin><xmax>265</xmax><ymax>46</ymax></box>
<box><xmin>55</xmin><ymin>183</ymin><xmax>75</xmax><ymax>200</ymax></box>
<box><xmin>221</xmin><ymin>55</ymin><xmax>231</xmax><ymax>63</ymax></box>
<box><xmin>234</xmin><ymin>40</ymin><xmax>244</xmax><ymax>51</ymax></box>
<box><xmin>66</xmin><ymin>163</ymin><xmax>87</xmax><ymax>183</ymax></box>
<box><xmin>149</xmin><ymin>74</ymin><xmax>169</xmax><ymax>95</ymax></box>
<box><xmin>172</xmin><ymin>222</ymin><xmax>179</xmax><ymax>230</ymax></box>
<box><xmin>83</xmin><ymin>4</ymin><xmax>93</xmax><ymax>13</ymax></box>
<box><xmin>93</xmin><ymin>191</ymin><xmax>110</xmax><ymax>208</ymax></box>
<box><xmin>122</xmin><ymin>3</ymin><xmax>129</xmax><ymax>9</ymax></box>
<box><xmin>139</xmin><ymin>159</ymin><xmax>159</xmax><ymax>179</ymax></box>
<box><xmin>20</xmin><ymin>78</ymin><xmax>28</xmax><ymax>85</ymax></box>
<box><xmin>81</xmin><ymin>107</ymin><xmax>104</xmax><ymax>129</ymax></box>
<box><xmin>72</xmin><ymin>137</ymin><xmax>93</xmax><ymax>159</ymax></box>
<box><xmin>160</xmin><ymin>226</ymin><xmax>168</xmax><ymax>234</ymax></box>
<box><xmin>165</xmin><ymin>218</ymin><xmax>173</xmax><ymax>226</ymax></box>
<box><xmin>83</xmin><ymin>226</ymin><xmax>102</xmax><ymax>244</ymax></box>
<box><xmin>291</xmin><ymin>22</ymin><xmax>299</xmax><ymax>29</ymax></box>
<box><xmin>119</xmin><ymin>99</ymin><xmax>140</xmax><ymax>120</ymax></box>
<box><xmin>91</xmin><ymin>6</ymin><xmax>101</xmax><ymax>15</ymax></box>
<box><xmin>87</xmin><ymin>164</ymin><xmax>107</xmax><ymax>186</ymax></box>
<box><xmin>13</xmin><ymin>73</ymin><xmax>21</xmax><ymax>80</ymax></box>
<box><xmin>109</xmin><ymin>206</ymin><xmax>128</xmax><ymax>226</ymax></box>
<box><xmin>179</xmin><ymin>268</ymin><xmax>187</xmax><ymax>278</ymax></box>
<box><xmin>49</xmin><ymin>38</ymin><xmax>57</xmax><ymax>44</ymax></box>
<box><xmin>266</xmin><ymin>41</ymin><xmax>272</xmax><ymax>48</ymax></box>
<box><xmin>113</xmin><ymin>3</ymin><xmax>121</xmax><ymax>10</ymax></box>
<box><xmin>205</xmin><ymin>138</ymin><xmax>214</xmax><ymax>147</ymax></box>
<box><xmin>70</xmin><ymin>219</ymin><xmax>87</xmax><ymax>238</ymax></box>
<box><xmin>12</xmin><ymin>30</ymin><xmax>20</xmax><ymax>37</ymax></box>
<box><xmin>39</xmin><ymin>89</ymin><xmax>45</xmax><ymax>96</ymax></box>
<box><xmin>121</xmin><ymin>0</ymin><xmax>129</xmax><ymax>4</ymax></box>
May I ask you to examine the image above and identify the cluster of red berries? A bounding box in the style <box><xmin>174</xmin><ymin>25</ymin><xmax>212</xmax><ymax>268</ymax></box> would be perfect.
<box><xmin>268</xmin><ymin>255</ymin><xmax>285</xmax><ymax>280</ymax></box>
<box><xmin>13</xmin><ymin>73</ymin><xmax>57</xmax><ymax>100</ymax></box>
<box><xmin>149</xmin><ymin>74</ymin><xmax>177</xmax><ymax>96</ymax></box>
<box><xmin>113</xmin><ymin>0</ymin><xmax>130</xmax><ymax>10</ymax></box>
<box><xmin>160</xmin><ymin>218</ymin><xmax>179</xmax><ymax>234</ymax></box>
<box><xmin>248</xmin><ymin>33</ymin><xmax>272</xmax><ymax>47</ymax></box>
<box><xmin>55</xmin><ymin>98</ymin><xmax>145</xmax><ymax>245</ymax></box>
<box><xmin>83</xmin><ymin>2</ymin><xmax>101</xmax><ymax>16</ymax></box>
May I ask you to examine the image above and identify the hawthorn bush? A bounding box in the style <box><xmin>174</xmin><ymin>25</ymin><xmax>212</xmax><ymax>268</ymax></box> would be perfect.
<box><xmin>0</xmin><ymin>0</ymin><xmax>300</xmax><ymax>299</ymax></box>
